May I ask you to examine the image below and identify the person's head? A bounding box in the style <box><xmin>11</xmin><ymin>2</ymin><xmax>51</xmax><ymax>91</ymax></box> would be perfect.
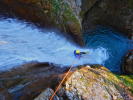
<box><xmin>75</xmin><ymin>50</ymin><xmax>80</xmax><ymax>54</ymax></box>
<box><xmin>74</xmin><ymin>50</ymin><xmax>81</xmax><ymax>59</ymax></box>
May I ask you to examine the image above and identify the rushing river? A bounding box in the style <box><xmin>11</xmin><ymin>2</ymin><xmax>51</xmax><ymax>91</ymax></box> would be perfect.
<box><xmin>0</xmin><ymin>17</ymin><xmax>132</xmax><ymax>72</ymax></box>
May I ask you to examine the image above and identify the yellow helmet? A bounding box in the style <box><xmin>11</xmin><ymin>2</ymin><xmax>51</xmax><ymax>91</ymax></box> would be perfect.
<box><xmin>76</xmin><ymin>50</ymin><xmax>80</xmax><ymax>54</ymax></box>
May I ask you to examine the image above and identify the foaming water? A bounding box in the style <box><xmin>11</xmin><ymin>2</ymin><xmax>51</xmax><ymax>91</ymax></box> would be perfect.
<box><xmin>0</xmin><ymin>18</ymin><xmax>109</xmax><ymax>71</ymax></box>
<box><xmin>84</xmin><ymin>26</ymin><xmax>133</xmax><ymax>72</ymax></box>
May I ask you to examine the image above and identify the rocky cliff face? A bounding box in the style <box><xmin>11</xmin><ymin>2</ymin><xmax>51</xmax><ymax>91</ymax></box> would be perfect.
<box><xmin>35</xmin><ymin>66</ymin><xmax>133</xmax><ymax>100</ymax></box>
<box><xmin>0</xmin><ymin>1</ymin><xmax>132</xmax><ymax>99</ymax></box>
<box><xmin>0</xmin><ymin>64</ymin><xmax>133</xmax><ymax>100</ymax></box>
<box><xmin>122</xmin><ymin>50</ymin><xmax>133</xmax><ymax>74</ymax></box>
<box><xmin>0</xmin><ymin>62</ymin><xmax>67</xmax><ymax>100</ymax></box>
<box><xmin>82</xmin><ymin>0</ymin><xmax>133</xmax><ymax>39</ymax></box>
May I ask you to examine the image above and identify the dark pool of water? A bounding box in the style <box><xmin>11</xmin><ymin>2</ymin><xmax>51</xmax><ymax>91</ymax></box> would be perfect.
<box><xmin>84</xmin><ymin>26</ymin><xmax>133</xmax><ymax>73</ymax></box>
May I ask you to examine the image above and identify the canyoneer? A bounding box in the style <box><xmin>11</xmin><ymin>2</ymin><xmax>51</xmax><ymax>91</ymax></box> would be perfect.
<box><xmin>74</xmin><ymin>50</ymin><xmax>88</xmax><ymax>59</ymax></box>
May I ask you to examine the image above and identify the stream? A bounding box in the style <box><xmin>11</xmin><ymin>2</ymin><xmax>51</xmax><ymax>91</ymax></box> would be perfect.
<box><xmin>0</xmin><ymin>17</ymin><xmax>132</xmax><ymax>73</ymax></box>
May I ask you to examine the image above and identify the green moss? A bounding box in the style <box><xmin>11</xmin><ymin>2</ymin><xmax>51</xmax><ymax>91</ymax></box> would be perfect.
<box><xmin>107</xmin><ymin>73</ymin><xmax>120</xmax><ymax>83</ymax></box>
<box><xmin>115</xmin><ymin>75</ymin><xmax>133</xmax><ymax>93</ymax></box>
<box><xmin>62</xmin><ymin>3</ymin><xmax>80</xmax><ymax>25</ymax></box>
<box><xmin>49</xmin><ymin>0</ymin><xmax>80</xmax><ymax>28</ymax></box>
<box><xmin>116</xmin><ymin>98</ymin><xmax>123</xmax><ymax>100</ymax></box>
<box><xmin>50</xmin><ymin>0</ymin><xmax>62</xmax><ymax>13</ymax></box>
<box><xmin>80</xmin><ymin>77</ymin><xmax>84</xmax><ymax>81</ymax></box>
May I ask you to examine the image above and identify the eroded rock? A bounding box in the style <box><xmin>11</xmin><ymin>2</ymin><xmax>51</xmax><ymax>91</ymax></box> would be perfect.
<box><xmin>122</xmin><ymin>50</ymin><xmax>133</xmax><ymax>74</ymax></box>
<box><xmin>34</xmin><ymin>88</ymin><xmax>59</xmax><ymax>100</ymax></box>
<box><xmin>0</xmin><ymin>62</ymin><xmax>67</xmax><ymax>100</ymax></box>
<box><xmin>0</xmin><ymin>88</ymin><xmax>12</xmax><ymax>100</ymax></box>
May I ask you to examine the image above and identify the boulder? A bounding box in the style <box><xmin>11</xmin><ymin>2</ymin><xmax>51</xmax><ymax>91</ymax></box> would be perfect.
<box><xmin>61</xmin><ymin>66</ymin><xmax>128</xmax><ymax>100</ymax></box>
<box><xmin>35</xmin><ymin>66</ymin><xmax>133</xmax><ymax>100</ymax></box>
<box><xmin>122</xmin><ymin>50</ymin><xmax>133</xmax><ymax>74</ymax></box>
<box><xmin>34</xmin><ymin>88</ymin><xmax>59</xmax><ymax>100</ymax></box>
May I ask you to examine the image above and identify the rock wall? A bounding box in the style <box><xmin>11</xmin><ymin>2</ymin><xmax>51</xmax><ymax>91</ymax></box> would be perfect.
<box><xmin>82</xmin><ymin>0</ymin><xmax>133</xmax><ymax>39</ymax></box>
<box><xmin>0</xmin><ymin>62</ymin><xmax>67</xmax><ymax>100</ymax></box>
<box><xmin>122</xmin><ymin>50</ymin><xmax>133</xmax><ymax>74</ymax></box>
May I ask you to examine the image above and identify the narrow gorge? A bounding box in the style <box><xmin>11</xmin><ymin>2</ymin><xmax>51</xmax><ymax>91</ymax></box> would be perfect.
<box><xmin>0</xmin><ymin>0</ymin><xmax>132</xmax><ymax>100</ymax></box>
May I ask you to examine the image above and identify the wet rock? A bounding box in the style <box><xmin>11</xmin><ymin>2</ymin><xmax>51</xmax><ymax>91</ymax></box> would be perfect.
<box><xmin>0</xmin><ymin>88</ymin><xmax>12</xmax><ymax>100</ymax></box>
<box><xmin>34</xmin><ymin>88</ymin><xmax>59</xmax><ymax>100</ymax></box>
<box><xmin>122</xmin><ymin>50</ymin><xmax>133</xmax><ymax>74</ymax></box>
<box><xmin>35</xmin><ymin>66</ymin><xmax>133</xmax><ymax>100</ymax></box>
<box><xmin>0</xmin><ymin>62</ymin><xmax>67</xmax><ymax>100</ymax></box>
<box><xmin>1</xmin><ymin>63</ymin><xmax>133</xmax><ymax>99</ymax></box>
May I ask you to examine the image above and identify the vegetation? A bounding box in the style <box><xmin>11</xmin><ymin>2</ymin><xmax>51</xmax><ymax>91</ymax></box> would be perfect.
<box><xmin>49</xmin><ymin>0</ymin><xmax>80</xmax><ymax>25</ymax></box>
<box><xmin>115</xmin><ymin>75</ymin><xmax>133</xmax><ymax>93</ymax></box>
<box><xmin>62</xmin><ymin>3</ymin><xmax>79</xmax><ymax>24</ymax></box>
<box><xmin>50</xmin><ymin>0</ymin><xmax>62</xmax><ymax>14</ymax></box>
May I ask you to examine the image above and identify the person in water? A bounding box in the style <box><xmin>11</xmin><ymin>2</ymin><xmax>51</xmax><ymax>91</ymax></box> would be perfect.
<box><xmin>74</xmin><ymin>50</ymin><xmax>88</xmax><ymax>59</ymax></box>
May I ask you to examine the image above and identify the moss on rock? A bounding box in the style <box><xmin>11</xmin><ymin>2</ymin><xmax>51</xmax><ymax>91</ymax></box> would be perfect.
<box><xmin>116</xmin><ymin>75</ymin><xmax>133</xmax><ymax>94</ymax></box>
<box><xmin>60</xmin><ymin>66</ymin><xmax>133</xmax><ymax>100</ymax></box>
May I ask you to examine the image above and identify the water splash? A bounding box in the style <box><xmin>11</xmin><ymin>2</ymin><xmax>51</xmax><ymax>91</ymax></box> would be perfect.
<box><xmin>0</xmin><ymin>18</ymin><xmax>109</xmax><ymax>71</ymax></box>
